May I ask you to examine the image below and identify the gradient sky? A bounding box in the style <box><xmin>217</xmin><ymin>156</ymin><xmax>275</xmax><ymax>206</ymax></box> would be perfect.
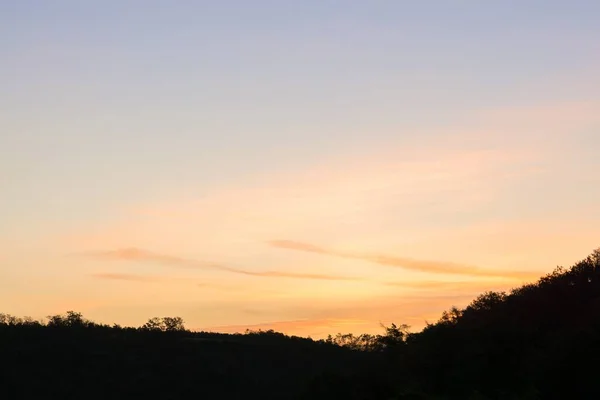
<box><xmin>2</xmin><ymin>1</ymin><xmax>599</xmax><ymax>338</ymax></box>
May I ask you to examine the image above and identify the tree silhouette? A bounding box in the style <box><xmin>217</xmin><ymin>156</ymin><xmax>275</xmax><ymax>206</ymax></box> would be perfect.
<box><xmin>142</xmin><ymin>316</ymin><xmax>164</xmax><ymax>331</ymax></box>
<box><xmin>141</xmin><ymin>316</ymin><xmax>186</xmax><ymax>332</ymax></box>
<box><xmin>162</xmin><ymin>316</ymin><xmax>185</xmax><ymax>331</ymax></box>
<box><xmin>1</xmin><ymin>248</ymin><xmax>600</xmax><ymax>399</ymax></box>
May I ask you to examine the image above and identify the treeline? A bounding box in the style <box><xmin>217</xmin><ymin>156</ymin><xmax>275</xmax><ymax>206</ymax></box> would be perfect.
<box><xmin>0</xmin><ymin>310</ymin><xmax>407</xmax><ymax>350</ymax></box>
<box><xmin>0</xmin><ymin>311</ymin><xmax>187</xmax><ymax>332</ymax></box>
<box><xmin>0</xmin><ymin>311</ymin><xmax>380</xmax><ymax>399</ymax></box>
<box><xmin>1</xmin><ymin>249</ymin><xmax>600</xmax><ymax>399</ymax></box>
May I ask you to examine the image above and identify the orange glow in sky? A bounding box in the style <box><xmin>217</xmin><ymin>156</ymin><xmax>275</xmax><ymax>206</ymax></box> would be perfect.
<box><xmin>2</xmin><ymin>2</ymin><xmax>599</xmax><ymax>338</ymax></box>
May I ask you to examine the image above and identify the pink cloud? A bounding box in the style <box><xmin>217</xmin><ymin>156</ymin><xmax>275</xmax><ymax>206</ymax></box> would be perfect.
<box><xmin>83</xmin><ymin>247</ymin><xmax>363</xmax><ymax>281</ymax></box>
<box><xmin>269</xmin><ymin>240</ymin><xmax>539</xmax><ymax>279</ymax></box>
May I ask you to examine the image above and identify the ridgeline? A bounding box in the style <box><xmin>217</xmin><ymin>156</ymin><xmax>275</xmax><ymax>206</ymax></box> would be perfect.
<box><xmin>2</xmin><ymin>249</ymin><xmax>600</xmax><ymax>399</ymax></box>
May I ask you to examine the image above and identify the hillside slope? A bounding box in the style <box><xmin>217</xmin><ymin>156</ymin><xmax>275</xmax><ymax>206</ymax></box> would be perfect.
<box><xmin>1</xmin><ymin>249</ymin><xmax>599</xmax><ymax>399</ymax></box>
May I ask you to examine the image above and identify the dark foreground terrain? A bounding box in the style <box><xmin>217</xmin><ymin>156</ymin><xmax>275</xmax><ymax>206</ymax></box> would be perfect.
<box><xmin>2</xmin><ymin>249</ymin><xmax>600</xmax><ymax>399</ymax></box>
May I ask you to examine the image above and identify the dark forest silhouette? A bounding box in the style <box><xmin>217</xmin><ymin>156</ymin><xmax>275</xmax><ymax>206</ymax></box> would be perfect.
<box><xmin>2</xmin><ymin>249</ymin><xmax>600</xmax><ymax>399</ymax></box>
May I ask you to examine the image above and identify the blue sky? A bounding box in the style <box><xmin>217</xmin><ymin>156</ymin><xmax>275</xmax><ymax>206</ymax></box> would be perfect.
<box><xmin>1</xmin><ymin>1</ymin><xmax>599</xmax><ymax>336</ymax></box>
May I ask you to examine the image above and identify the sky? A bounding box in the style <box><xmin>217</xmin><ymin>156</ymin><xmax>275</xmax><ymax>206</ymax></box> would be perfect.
<box><xmin>1</xmin><ymin>1</ymin><xmax>599</xmax><ymax>338</ymax></box>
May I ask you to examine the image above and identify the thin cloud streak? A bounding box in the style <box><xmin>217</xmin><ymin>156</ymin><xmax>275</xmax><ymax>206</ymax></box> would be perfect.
<box><xmin>384</xmin><ymin>280</ymin><xmax>519</xmax><ymax>292</ymax></box>
<box><xmin>203</xmin><ymin>292</ymin><xmax>480</xmax><ymax>337</ymax></box>
<box><xmin>86</xmin><ymin>248</ymin><xmax>207</xmax><ymax>268</ymax></box>
<box><xmin>269</xmin><ymin>240</ymin><xmax>538</xmax><ymax>280</ymax></box>
<box><xmin>206</xmin><ymin>318</ymin><xmax>370</xmax><ymax>337</ymax></box>
<box><xmin>92</xmin><ymin>272</ymin><xmax>249</xmax><ymax>291</ymax></box>
<box><xmin>91</xmin><ymin>273</ymin><xmax>164</xmax><ymax>283</ymax></box>
<box><xmin>233</xmin><ymin>269</ymin><xmax>362</xmax><ymax>281</ymax></box>
<box><xmin>83</xmin><ymin>247</ymin><xmax>362</xmax><ymax>281</ymax></box>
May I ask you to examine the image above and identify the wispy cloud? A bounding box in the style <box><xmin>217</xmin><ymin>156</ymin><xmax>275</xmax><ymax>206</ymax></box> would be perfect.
<box><xmin>384</xmin><ymin>280</ymin><xmax>518</xmax><ymax>292</ymax></box>
<box><xmin>269</xmin><ymin>240</ymin><xmax>538</xmax><ymax>279</ymax></box>
<box><xmin>85</xmin><ymin>248</ymin><xmax>205</xmax><ymax>268</ymax></box>
<box><xmin>83</xmin><ymin>247</ymin><xmax>362</xmax><ymax>281</ymax></box>
<box><xmin>199</xmin><ymin>290</ymin><xmax>487</xmax><ymax>337</ymax></box>
<box><xmin>231</xmin><ymin>269</ymin><xmax>362</xmax><ymax>281</ymax></box>
<box><xmin>91</xmin><ymin>273</ymin><xmax>165</xmax><ymax>283</ymax></box>
<box><xmin>92</xmin><ymin>272</ymin><xmax>254</xmax><ymax>290</ymax></box>
<box><xmin>206</xmin><ymin>318</ymin><xmax>371</xmax><ymax>337</ymax></box>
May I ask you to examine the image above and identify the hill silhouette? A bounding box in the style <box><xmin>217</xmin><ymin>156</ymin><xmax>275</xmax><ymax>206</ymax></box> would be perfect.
<box><xmin>1</xmin><ymin>249</ymin><xmax>599</xmax><ymax>399</ymax></box>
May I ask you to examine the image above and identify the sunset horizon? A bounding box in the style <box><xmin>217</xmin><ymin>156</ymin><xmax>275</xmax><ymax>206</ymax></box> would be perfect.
<box><xmin>2</xmin><ymin>1</ymin><xmax>599</xmax><ymax>339</ymax></box>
